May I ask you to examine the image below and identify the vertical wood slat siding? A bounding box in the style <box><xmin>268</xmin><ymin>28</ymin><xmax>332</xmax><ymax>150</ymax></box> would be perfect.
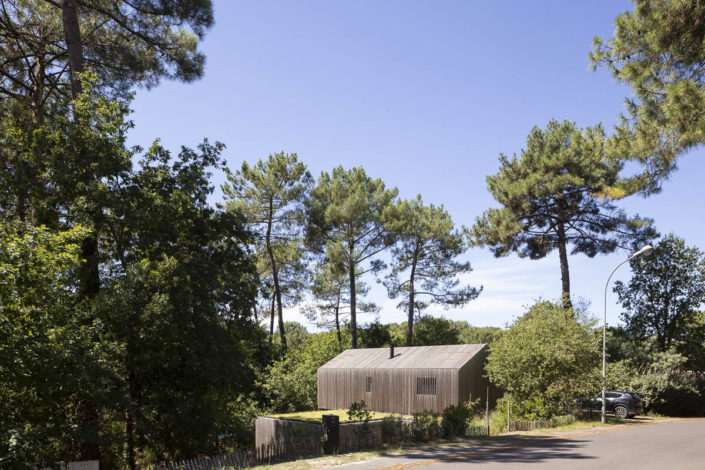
<box><xmin>457</xmin><ymin>345</ymin><xmax>497</xmax><ymax>409</ymax></box>
<box><xmin>255</xmin><ymin>417</ymin><xmax>321</xmax><ymax>457</ymax></box>
<box><xmin>318</xmin><ymin>367</ymin><xmax>458</xmax><ymax>414</ymax></box>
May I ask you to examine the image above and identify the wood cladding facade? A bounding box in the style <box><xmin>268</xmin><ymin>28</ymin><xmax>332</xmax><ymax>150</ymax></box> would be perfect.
<box><xmin>317</xmin><ymin>344</ymin><xmax>494</xmax><ymax>415</ymax></box>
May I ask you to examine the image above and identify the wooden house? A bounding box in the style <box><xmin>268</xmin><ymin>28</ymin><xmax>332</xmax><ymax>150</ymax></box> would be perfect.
<box><xmin>317</xmin><ymin>344</ymin><xmax>495</xmax><ymax>415</ymax></box>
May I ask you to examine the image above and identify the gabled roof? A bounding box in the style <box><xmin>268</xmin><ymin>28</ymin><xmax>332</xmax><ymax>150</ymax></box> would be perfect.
<box><xmin>319</xmin><ymin>344</ymin><xmax>486</xmax><ymax>370</ymax></box>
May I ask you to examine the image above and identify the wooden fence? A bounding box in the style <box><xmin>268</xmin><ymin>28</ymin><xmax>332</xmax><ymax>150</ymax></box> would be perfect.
<box><xmin>254</xmin><ymin>417</ymin><xmax>322</xmax><ymax>459</ymax></box>
<box><xmin>466</xmin><ymin>425</ymin><xmax>490</xmax><ymax>437</ymax></box>
<box><xmin>508</xmin><ymin>420</ymin><xmax>552</xmax><ymax>432</ymax></box>
<box><xmin>139</xmin><ymin>441</ymin><xmax>320</xmax><ymax>470</ymax></box>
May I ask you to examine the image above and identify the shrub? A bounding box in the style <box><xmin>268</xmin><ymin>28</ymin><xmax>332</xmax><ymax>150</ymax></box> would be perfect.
<box><xmin>410</xmin><ymin>410</ymin><xmax>440</xmax><ymax>442</ymax></box>
<box><xmin>488</xmin><ymin>404</ymin><xmax>508</xmax><ymax>435</ymax></box>
<box><xmin>380</xmin><ymin>416</ymin><xmax>407</xmax><ymax>445</ymax></box>
<box><xmin>551</xmin><ymin>414</ymin><xmax>576</xmax><ymax>427</ymax></box>
<box><xmin>486</xmin><ymin>301</ymin><xmax>599</xmax><ymax>419</ymax></box>
<box><xmin>260</xmin><ymin>331</ymin><xmax>349</xmax><ymax>413</ymax></box>
<box><xmin>440</xmin><ymin>402</ymin><xmax>473</xmax><ymax>438</ymax></box>
<box><xmin>347</xmin><ymin>400</ymin><xmax>372</xmax><ymax>422</ymax></box>
<box><xmin>347</xmin><ymin>400</ymin><xmax>373</xmax><ymax>443</ymax></box>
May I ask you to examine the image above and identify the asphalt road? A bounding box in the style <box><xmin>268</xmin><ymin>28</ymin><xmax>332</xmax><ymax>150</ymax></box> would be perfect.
<box><xmin>323</xmin><ymin>418</ymin><xmax>705</xmax><ymax>470</ymax></box>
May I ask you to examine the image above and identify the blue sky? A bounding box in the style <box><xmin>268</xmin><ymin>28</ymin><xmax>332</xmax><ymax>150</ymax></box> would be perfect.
<box><xmin>127</xmin><ymin>0</ymin><xmax>705</xmax><ymax>329</ymax></box>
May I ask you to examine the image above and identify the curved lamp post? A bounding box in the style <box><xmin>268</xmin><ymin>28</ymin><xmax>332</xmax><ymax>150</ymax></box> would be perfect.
<box><xmin>602</xmin><ymin>244</ymin><xmax>653</xmax><ymax>423</ymax></box>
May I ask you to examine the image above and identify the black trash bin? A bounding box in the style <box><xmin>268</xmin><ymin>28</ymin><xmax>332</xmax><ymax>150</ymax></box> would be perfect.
<box><xmin>322</xmin><ymin>414</ymin><xmax>339</xmax><ymax>454</ymax></box>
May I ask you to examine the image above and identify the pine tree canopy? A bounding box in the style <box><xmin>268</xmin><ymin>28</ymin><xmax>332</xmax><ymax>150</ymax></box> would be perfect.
<box><xmin>471</xmin><ymin>119</ymin><xmax>656</xmax><ymax>308</ymax></box>
<box><xmin>591</xmin><ymin>0</ymin><xmax>705</xmax><ymax>194</ymax></box>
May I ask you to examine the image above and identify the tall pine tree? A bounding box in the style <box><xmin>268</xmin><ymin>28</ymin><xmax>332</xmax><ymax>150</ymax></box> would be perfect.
<box><xmin>307</xmin><ymin>166</ymin><xmax>397</xmax><ymax>348</ymax></box>
<box><xmin>384</xmin><ymin>195</ymin><xmax>481</xmax><ymax>346</ymax></box>
<box><xmin>471</xmin><ymin>119</ymin><xmax>655</xmax><ymax>309</ymax></box>
<box><xmin>222</xmin><ymin>152</ymin><xmax>312</xmax><ymax>350</ymax></box>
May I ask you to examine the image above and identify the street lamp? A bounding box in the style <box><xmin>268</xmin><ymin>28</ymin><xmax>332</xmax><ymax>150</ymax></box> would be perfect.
<box><xmin>602</xmin><ymin>244</ymin><xmax>653</xmax><ymax>423</ymax></box>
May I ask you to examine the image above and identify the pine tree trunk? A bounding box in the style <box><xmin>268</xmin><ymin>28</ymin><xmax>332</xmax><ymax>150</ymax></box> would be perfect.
<box><xmin>61</xmin><ymin>0</ymin><xmax>84</xmax><ymax>97</ymax></box>
<box><xmin>79</xmin><ymin>234</ymin><xmax>100</xmax><ymax>298</ymax></box>
<box><xmin>266</xmin><ymin>198</ymin><xmax>286</xmax><ymax>349</ymax></box>
<box><xmin>349</xmin><ymin>241</ymin><xmax>357</xmax><ymax>349</ymax></box>
<box><xmin>61</xmin><ymin>0</ymin><xmax>101</xmax><ymax>302</ymax></box>
<box><xmin>407</xmin><ymin>258</ymin><xmax>417</xmax><ymax>347</ymax></box>
<box><xmin>268</xmin><ymin>295</ymin><xmax>275</xmax><ymax>344</ymax></box>
<box><xmin>32</xmin><ymin>49</ymin><xmax>46</xmax><ymax>124</ymax></box>
<box><xmin>124</xmin><ymin>361</ymin><xmax>137</xmax><ymax>470</ymax></box>
<box><xmin>335</xmin><ymin>294</ymin><xmax>341</xmax><ymax>344</ymax></box>
<box><xmin>556</xmin><ymin>222</ymin><xmax>572</xmax><ymax>310</ymax></box>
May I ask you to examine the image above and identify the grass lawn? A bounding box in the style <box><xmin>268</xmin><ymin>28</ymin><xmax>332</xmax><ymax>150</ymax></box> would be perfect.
<box><xmin>265</xmin><ymin>409</ymin><xmax>412</xmax><ymax>423</ymax></box>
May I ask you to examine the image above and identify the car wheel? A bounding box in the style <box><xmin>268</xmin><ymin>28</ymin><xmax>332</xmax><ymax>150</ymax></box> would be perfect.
<box><xmin>614</xmin><ymin>405</ymin><xmax>628</xmax><ymax>419</ymax></box>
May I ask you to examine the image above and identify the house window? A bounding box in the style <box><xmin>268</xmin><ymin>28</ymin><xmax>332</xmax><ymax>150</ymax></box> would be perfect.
<box><xmin>416</xmin><ymin>377</ymin><xmax>437</xmax><ymax>396</ymax></box>
<box><xmin>365</xmin><ymin>376</ymin><xmax>372</xmax><ymax>393</ymax></box>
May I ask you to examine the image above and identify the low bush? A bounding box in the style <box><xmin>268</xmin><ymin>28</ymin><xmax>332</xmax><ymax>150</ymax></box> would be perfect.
<box><xmin>410</xmin><ymin>410</ymin><xmax>440</xmax><ymax>442</ymax></box>
<box><xmin>380</xmin><ymin>416</ymin><xmax>407</xmax><ymax>445</ymax></box>
<box><xmin>440</xmin><ymin>401</ymin><xmax>473</xmax><ymax>438</ymax></box>
<box><xmin>347</xmin><ymin>400</ymin><xmax>372</xmax><ymax>423</ymax></box>
<box><xmin>551</xmin><ymin>414</ymin><xmax>576</xmax><ymax>427</ymax></box>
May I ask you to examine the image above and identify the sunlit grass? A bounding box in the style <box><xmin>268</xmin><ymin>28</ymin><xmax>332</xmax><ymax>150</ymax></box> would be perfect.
<box><xmin>518</xmin><ymin>415</ymin><xmax>669</xmax><ymax>435</ymax></box>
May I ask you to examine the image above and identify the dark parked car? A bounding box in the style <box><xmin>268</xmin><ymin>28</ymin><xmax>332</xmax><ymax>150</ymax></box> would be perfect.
<box><xmin>582</xmin><ymin>391</ymin><xmax>644</xmax><ymax>418</ymax></box>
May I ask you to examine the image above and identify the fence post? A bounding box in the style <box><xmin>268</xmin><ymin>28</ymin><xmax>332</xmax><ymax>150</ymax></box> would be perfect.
<box><xmin>507</xmin><ymin>400</ymin><xmax>511</xmax><ymax>433</ymax></box>
<box><xmin>485</xmin><ymin>385</ymin><xmax>490</xmax><ymax>436</ymax></box>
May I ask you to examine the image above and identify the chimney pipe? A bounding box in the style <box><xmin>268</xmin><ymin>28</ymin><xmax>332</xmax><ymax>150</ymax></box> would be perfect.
<box><xmin>389</xmin><ymin>343</ymin><xmax>394</xmax><ymax>359</ymax></box>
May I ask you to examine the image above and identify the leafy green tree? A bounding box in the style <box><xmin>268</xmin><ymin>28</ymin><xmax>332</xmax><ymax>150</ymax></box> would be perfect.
<box><xmin>0</xmin><ymin>0</ymin><xmax>214</xmax><ymax>105</ymax></box>
<box><xmin>98</xmin><ymin>140</ymin><xmax>262</xmax><ymax>464</ymax></box>
<box><xmin>0</xmin><ymin>222</ymin><xmax>122</xmax><ymax>467</ymax></box>
<box><xmin>1</xmin><ymin>75</ymin><xmax>132</xmax><ymax>463</ymax></box>
<box><xmin>614</xmin><ymin>235</ymin><xmax>705</xmax><ymax>351</ymax></box>
<box><xmin>590</xmin><ymin>0</ymin><xmax>705</xmax><ymax>193</ymax></box>
<box><xmin>471</xmin><ymin>119</ymin><xmax>655</xmax><ymax>310</ymax></box>
<box><xmin>358</xmin><ymin>320</ymin><xmax>392</xmax><ymax>348</ymax></box>
<box><xmin>384</xmin><ymin>195</ymin><xmax>481</xmax><ymax>345</ymax></box>
<box><xmin>457</xmin><ymin>325</ymin><xmax>504</xmax><ymax>346</ymax></box>
<box><xmin>260</xmin><ymin>331</ymin><xmax>350</xmax><ymax>412</ymax></box>
<box><xmin>0</xmin><ymin>72</ymin><xmax>131</xmax><ymax>227</ymax></box>
<box><xmin>630</xmin><ymin>352</ymin><xmax>703</xmax><ymax>416</ymax></box>
<box><xmin>387</xmin><ymin>318</ymin><xmax>504</xmax><ymax>347</ymax></box>
<box><xmin>274</xmin><ymin>321</ymin><xmax>312</xmax><ymax>353</ymax></box>
<box><xmin>604</xmin><ymin>344</ymin><xmax>705</xmax><ymax>416</ymax></box>
<box><xmin>387</xmin><ymin>316</ymin><xmax>460</xmax><ymax>346</ymax></box>
<box><xmin>486</xmin><ymin>301</ymin><xmax>600</xmax><ymax>418</ymax></box>
<box><xmin>412</xmin><ymin>316</ymin><xmax>461</xmax><ymax>346</ymax></box>
<box><xmin>222</xmin><ymin>152</ymin><xmax>312</xmax><ymax>349</ymax></box>
<box><xmin>307</xmin><ymin>166</ymin><xmax>398</xmax><ymax>348</ymax></box>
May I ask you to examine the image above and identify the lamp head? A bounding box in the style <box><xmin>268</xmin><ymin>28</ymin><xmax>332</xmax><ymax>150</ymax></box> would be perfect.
<box><xmin>632</xmin><ymin>245</ymin><xmax>653</xmax><ymax>259</ymax></box>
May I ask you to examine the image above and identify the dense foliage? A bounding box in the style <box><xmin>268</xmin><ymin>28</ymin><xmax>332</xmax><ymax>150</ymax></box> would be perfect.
<box><xmin>614</xmin><ymin>235</ymin><xmax>705</xmax><ymax>351</ymax></box>
<box><xmin>486</xmin><ymin>301</ymin><xmax>600</xmax><ymax>419</ymax></box>
<box><xmin>259</xmin><ymin>331</ymin><xmax>349</xmax><ymax>413</ymax></box>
